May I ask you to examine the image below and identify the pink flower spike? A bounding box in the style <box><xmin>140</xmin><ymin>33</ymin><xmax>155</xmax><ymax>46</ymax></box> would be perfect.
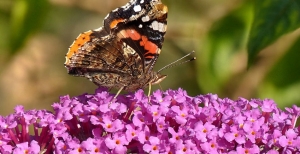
<box><xmin>2</xmin><ymin>87</ymin><xmax>300</xmax><ymax>153</ymax></box>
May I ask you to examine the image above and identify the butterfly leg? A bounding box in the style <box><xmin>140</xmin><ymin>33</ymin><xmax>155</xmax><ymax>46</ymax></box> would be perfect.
<box><xmin>147</xmin><ymin>83</ymin><xmax>152</xmax><ymax>103</ymax></box>
<box><xmin>110</xmin><ymin>86</ymin><xmax>124</xmax><ymax>105</ymax></box>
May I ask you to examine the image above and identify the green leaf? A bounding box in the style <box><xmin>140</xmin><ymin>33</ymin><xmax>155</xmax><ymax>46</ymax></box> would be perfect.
<box><xmin>10</xmin><ymin>0</ymin><xmax>49</xmax><ymax>55</ymax></box>
<box><xmin>247</xmin><ymin>0</ymin><xmax>300</xmax><ymax>66</ymax></box>
<box><xmin>266</xmin><ymin>37</ymin><xmax>300</xmax><ymax>88</ymax></box>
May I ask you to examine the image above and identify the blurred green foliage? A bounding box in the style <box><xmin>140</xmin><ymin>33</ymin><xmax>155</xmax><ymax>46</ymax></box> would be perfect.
<box><xmin>10</xmin><ymin>0</ymin><xmax>49</xmax><ymax>55</ymax></box>
<box><xmin>1</xmin><ymin>0</ymin><xmax>300</xmax><ymax>115</ymax></box>
<box><xmin>248</xmin><ymin>0</ymin><xmax>300</xmax><ymax>65</ymax></box>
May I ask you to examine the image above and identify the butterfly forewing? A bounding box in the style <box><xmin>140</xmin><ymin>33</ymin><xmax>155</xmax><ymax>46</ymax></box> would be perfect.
<box><xmin>65</xmin><ymin>0</ymin><xmax>168</xmax><ymax>91</ymax></box>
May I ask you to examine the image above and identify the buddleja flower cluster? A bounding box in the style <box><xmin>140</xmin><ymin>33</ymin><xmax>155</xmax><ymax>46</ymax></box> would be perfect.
<box><xmin>1</xmin><ymin>87</ymin><xmax>300</xmax><ymax>153</ymax></box>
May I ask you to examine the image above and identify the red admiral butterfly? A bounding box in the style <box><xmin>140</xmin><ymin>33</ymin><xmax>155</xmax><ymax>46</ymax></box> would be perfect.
<box><xmin>65</xmin><ymin>0</ymin><xmax>168</xmax><ymax>94</ymax></box>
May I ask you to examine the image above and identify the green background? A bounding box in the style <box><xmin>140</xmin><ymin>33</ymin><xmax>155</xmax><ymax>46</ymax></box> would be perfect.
<box><xmin>1</xmin><ymin>0</ymin><xmax>300</xmax><ymax>115</ymax></box>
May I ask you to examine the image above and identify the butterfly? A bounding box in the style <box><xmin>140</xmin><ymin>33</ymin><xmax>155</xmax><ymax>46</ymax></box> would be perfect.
<box><xmin>65</xmin><ymin>0</ymin><xmax>168</xmax><ymax>95</ymax></box>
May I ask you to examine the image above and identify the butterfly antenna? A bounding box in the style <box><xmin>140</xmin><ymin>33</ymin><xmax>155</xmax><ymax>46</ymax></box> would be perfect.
<box><xmin>158</xmin><ymin>51</ymin><xmax>196</xmax><ymax>73</ymax></box>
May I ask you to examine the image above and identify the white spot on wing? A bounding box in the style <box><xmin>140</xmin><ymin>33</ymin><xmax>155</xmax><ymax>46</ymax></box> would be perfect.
<box><xmin>158</xmin><ymin>22</ymin><xmax>167</xmax><ymax>32</ymax></box>
<box><xmin>151</xmin><ymin>21</ymin><xmax>159</xmax><ymax>31</ymax></box>
<box><xmin>133</xmin><ymin>5</ymin><xmax>141</xmax><ymax>12</ymax></box>
<box><xmin>112</xmin><ymin>8</ymin><xmax>118</xmax><ymax>12</ymax></box>
<box><xmin>142</xmin><ymin>16</ymin><xmax>150</xmax><ymax>22</ymax></box>
<box><xmin>139</xmin><ymin>24</ymin><xmax>143</xmax><ymax>28</ymax></box>
<box><xmin>151</xmin><ymin>21</ymin><xmax>167</xmax><ymax>32</ymax></box>
<box><xmin>122</xmin><ymin>0</ymin><xmax>137</xmax><ymax>10</ymax></box>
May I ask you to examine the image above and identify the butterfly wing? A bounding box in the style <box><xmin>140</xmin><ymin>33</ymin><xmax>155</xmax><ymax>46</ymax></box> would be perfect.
<box><xmin>65</xmin><ymin>0</ymin><xmax>168</xmax><ymax>90</ymax></box>
<box><xmin>104</xmin><ymin>0</ymin><xmax>168</xmax><ymax>73</ymax></box>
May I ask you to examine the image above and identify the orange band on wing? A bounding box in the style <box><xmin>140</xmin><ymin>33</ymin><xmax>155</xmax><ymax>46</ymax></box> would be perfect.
<box><xmin>110</xmin><ymin>18</ymin><xmax>125</xmax><ymax>29</ymax></box>
<box><xmin>117</xmin><ymin>29</ymin><xmax>158</xmax><ymax>58</ymax></box>
<box><xmin>140</xmin><ymin>36</ymin><xmax>158</xmax><ymax>55</ymax></box>
<box><xmin>65</xmin><ymin>31</ymin><xmax>92</xmax><ymax>65</ymax></box>
<box><xmin>126</xmin><ymin>29</ymin><xmax>141</xmax><ymax>40</ymax></box>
